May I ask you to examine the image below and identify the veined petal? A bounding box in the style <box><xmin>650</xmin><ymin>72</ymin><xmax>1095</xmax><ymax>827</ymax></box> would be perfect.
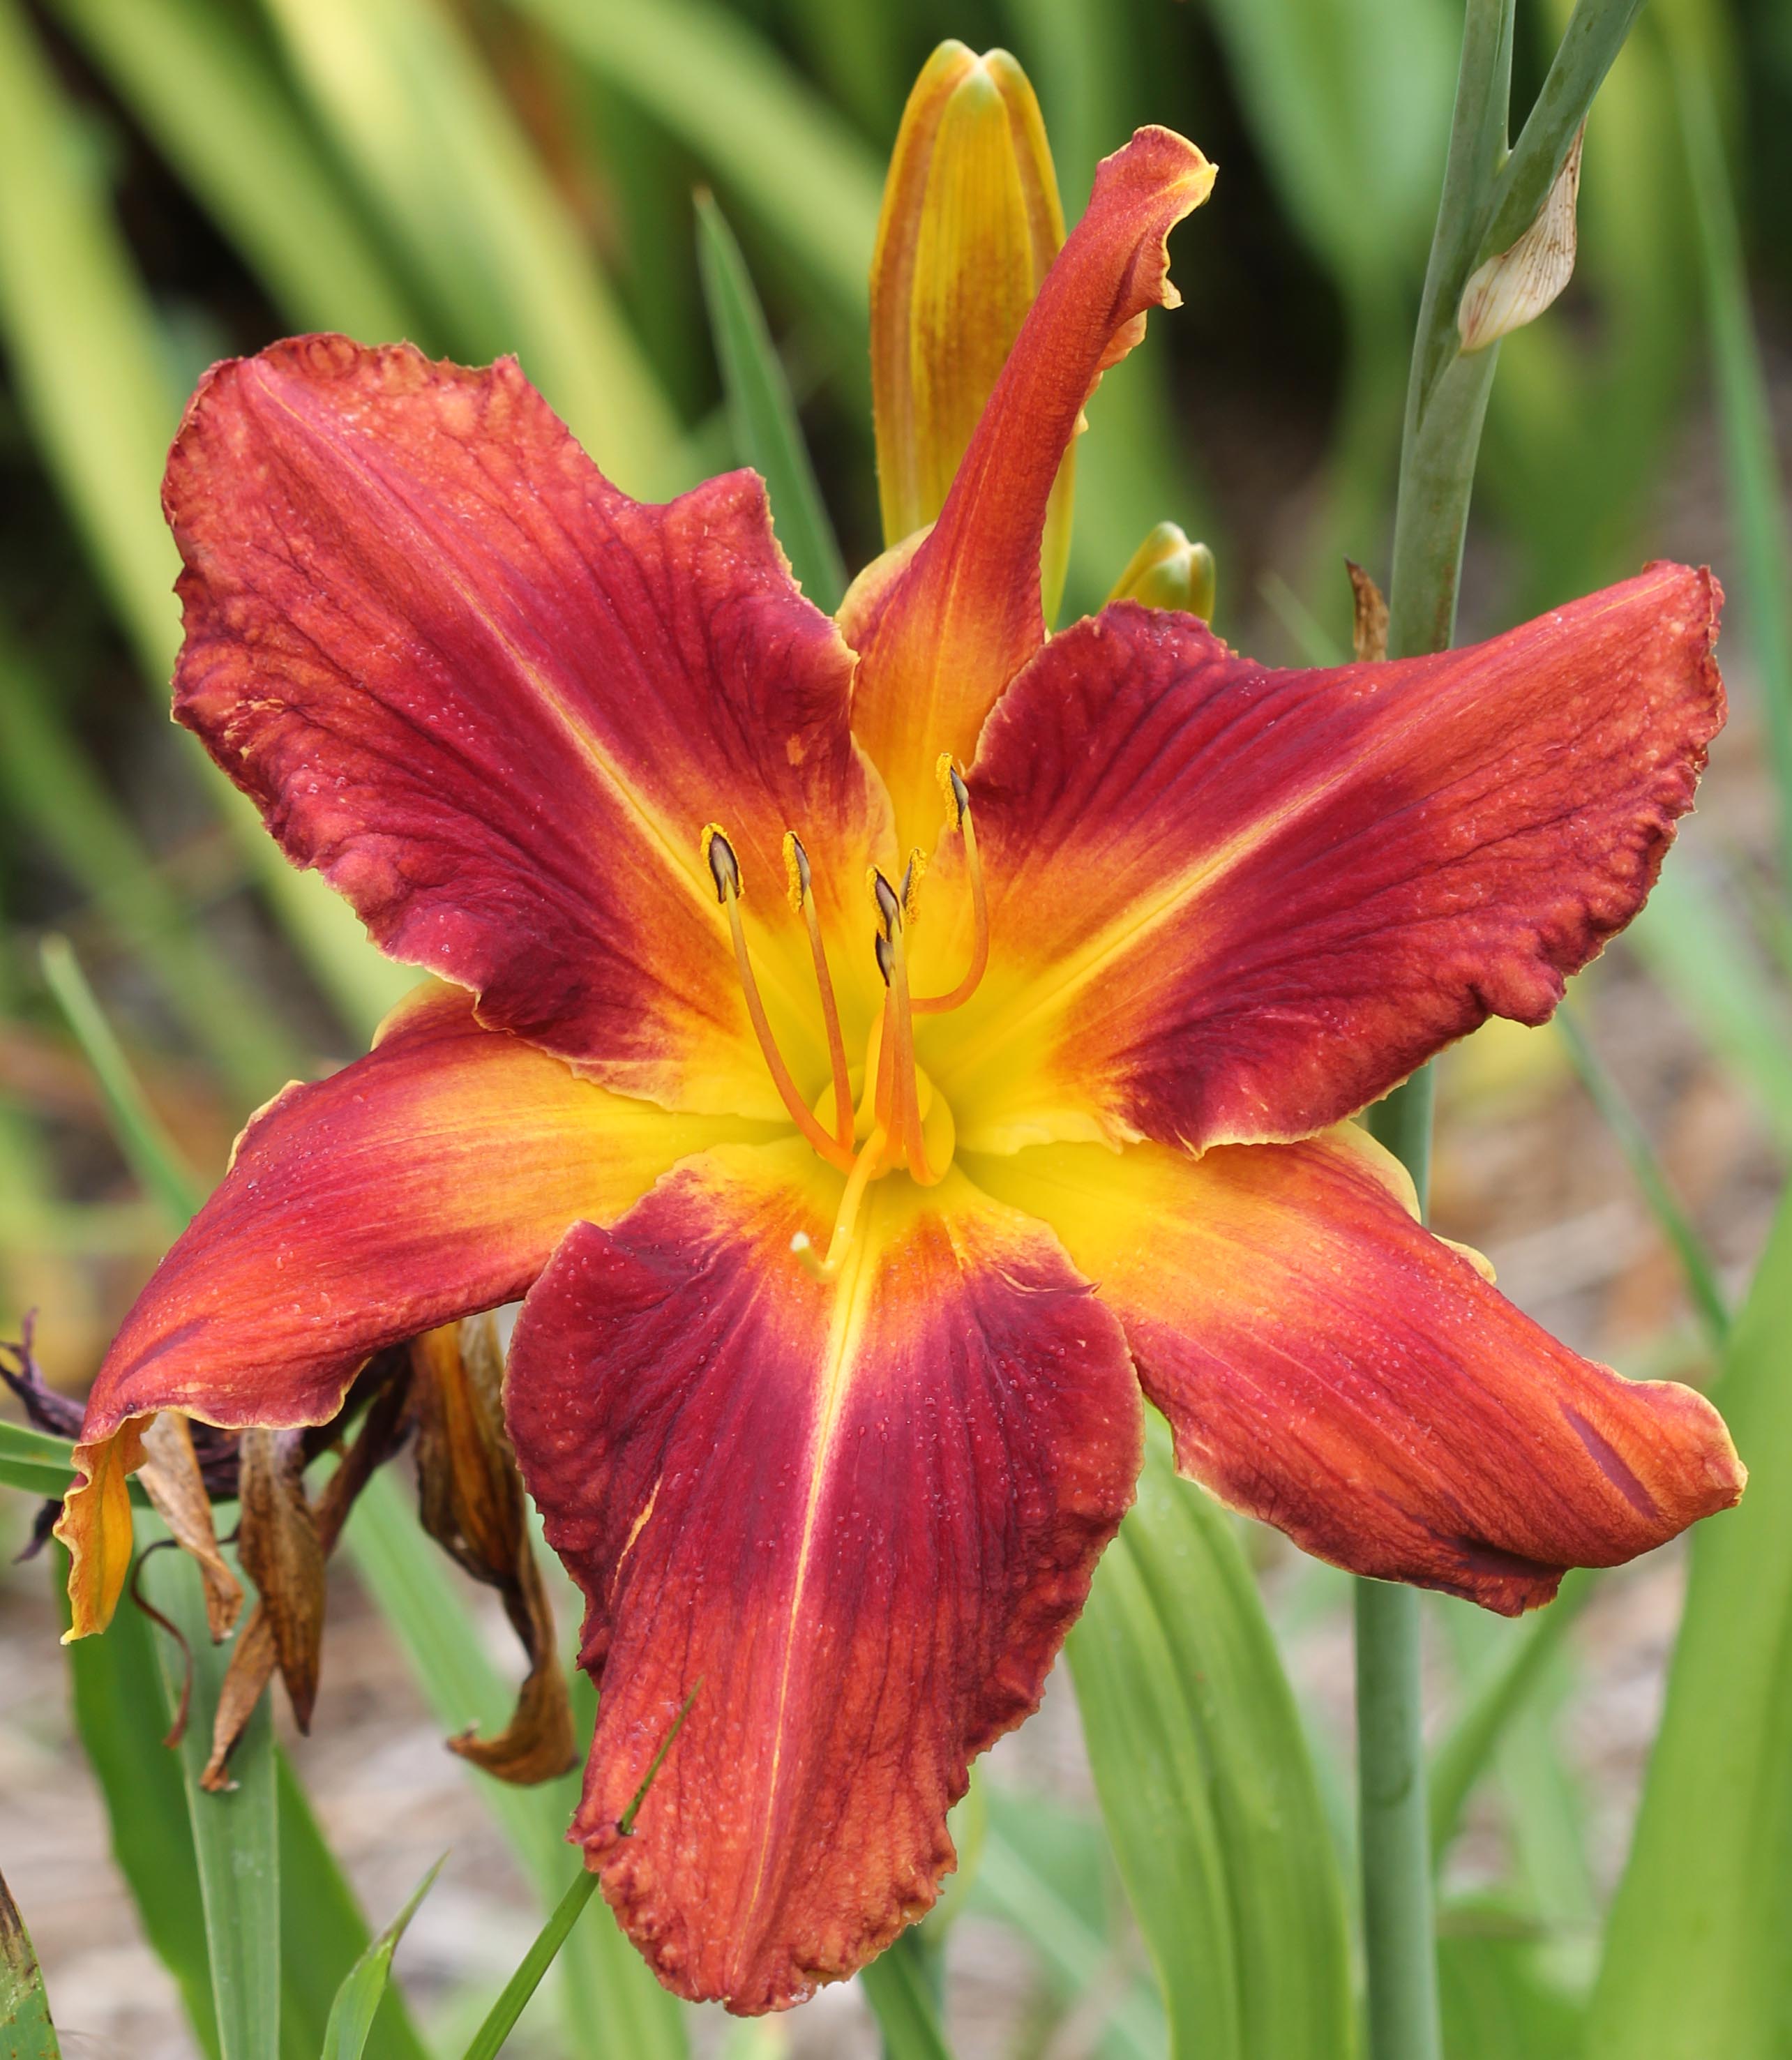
<box><xmin>504</xmin><ymin>1142</ymin><xmax>1140</xmax><ymax>2010</ymax></box>
<box><xmin>167</xmin><ymin>336</ymin><xmax>894</xmax><ymax>1119</ymax></box>
<box><xmin>972</xmin><ymin>1131</ymin><xmax>1742</xmax><ymax>1614</ymax></box>
<box><xmin>59</xmin><ymin>984</ymin><xmax>742</xmax><ymax>1636</ymax></box>
<box><xmin>933</xmin><ymin>564</ymin><xmax>1723</xmax><ymax>1154</ymax></box>
<box><xmin>850</xmin><ymin>127</ymin><xmax>1214</xmax><ymax>845</ymax></box>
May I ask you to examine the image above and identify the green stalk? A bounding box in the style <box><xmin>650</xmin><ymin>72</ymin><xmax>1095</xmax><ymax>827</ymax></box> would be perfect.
<box><xmin>1360</xmin><ymin>1</ymin><xmax>1651</xmax><ymax>2047</ymax></box>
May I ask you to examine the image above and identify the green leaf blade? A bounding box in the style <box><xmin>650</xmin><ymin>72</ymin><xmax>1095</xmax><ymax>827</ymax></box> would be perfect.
<box><xmin>1068</xmin><ymin>1421</ymin><xmax>1355</xmax><ymax>2060</ymax></box>
<box><xmin>321</xmin><ymin>1858</ymin><xmax>443</xmax><ymax>2060</ymax></box>
<box><xmin>695</xmin><ymin>193</ymin><xmax>847</xmax><ymax>614</ymax></box>
<box><xmin>1583</xmin><ymin>1187</ymin><xmax>1792</xmax><ymax>2059</ymax></box>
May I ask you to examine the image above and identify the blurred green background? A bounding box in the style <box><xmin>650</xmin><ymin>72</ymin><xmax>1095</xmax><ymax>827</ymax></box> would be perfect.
<box><xmin>1</xmin><ymin>0</ymin><xmax>1790</xmax><ymax>2054</ymax></box>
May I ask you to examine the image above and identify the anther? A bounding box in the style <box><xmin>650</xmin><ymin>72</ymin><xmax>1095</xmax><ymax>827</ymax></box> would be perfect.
<box><xmin>938</xmin><ymin>753</ymin><xmax>970</xmax><ymax>830</ymax></box>
<box><xmin>701</xmin><ymin>823</ymin><xmax>740</xmax><ymax>903</ymax></box>
<box><xmin>871</xmin><ymin>868</ymin><xmax>903</xmax><ymax>940</ymax></box>
<box><xmin>900</xmin><ymin>848</ymin><xmax>926</xmax><ymax>927</ymax></box>
<box><xmin>783</xmin><ymin>832</ymin><xmax>813</xmax><ymax>910</ymax></box>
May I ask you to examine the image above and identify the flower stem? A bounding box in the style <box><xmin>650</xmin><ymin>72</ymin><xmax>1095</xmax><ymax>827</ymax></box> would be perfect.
<box><xmin>1357</xmin><ymin>3</ymin><xmax>1509</xmax><ymax>2053</ymax></box>
<box><xmin>1354</xmin><ymin>1577</ymin><xmax>1438</xmax><ymax>2060</ymax></box>
<box><xmin>1360</xmin><ymin>1</ymin><xmax>1651</xmax><ymax>2047</ymax></box>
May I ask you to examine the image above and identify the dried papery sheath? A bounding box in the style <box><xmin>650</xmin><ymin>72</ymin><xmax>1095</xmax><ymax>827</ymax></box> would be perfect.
<box><xmin>1458</xmin><ymin>128</ymin><xmax>1585</xmax><ymax>353</ymax></box>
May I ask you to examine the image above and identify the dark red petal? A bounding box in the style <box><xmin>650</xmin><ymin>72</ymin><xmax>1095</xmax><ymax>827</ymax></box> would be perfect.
<box><xmin>849</xmin><ymin>128</ymin><xmax>1213</xmax><ymax>844</ymax></box>
<box><xmin>933</xmin><ymin>565</ymin><xmax>1724</xmax><ymax>1154</ymax></box>
<box><xmin>504</xmin><ymin>1144</ymin><xmax>1140</xmax><ymax>2010</ymax></box>
<box><xmin>167</xmin><ymin>336</ymin><xmax>893</xmax><ymax>1118</ymax></box>
<box><xmin>59</xmin><ymin>984</ymin><xmax>731</xmax><ymax>1634</ymax></box>
<box><xmin>972</xmin><ymin>1132</ymin><xmax>1743</xmax><ymax>1614</ymax></box>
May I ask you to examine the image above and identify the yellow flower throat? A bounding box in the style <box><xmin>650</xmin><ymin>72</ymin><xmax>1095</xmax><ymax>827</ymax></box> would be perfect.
<box><xmin>700</xmin><ymin>757</ymin><xmax>987</xmax><ymax>1275</ymax></box>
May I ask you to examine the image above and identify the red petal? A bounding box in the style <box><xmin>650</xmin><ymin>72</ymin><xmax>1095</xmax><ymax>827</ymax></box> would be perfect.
<box><xmin>504</xmin><ymin>1144</ymin><xmax>1140</xmax><ymax>2010</ymax></box>
<box><xmin>167</xmin><ymin>336</ymin><xmax>893</xmax><ymax>1118</ymax></box>
<box><xmin>59</xmin><ymin>984</ymin><xmax>730</xmax><ymax>1634</ymax></box>
<box><xmin>848</xmin><ymin>128</ymin><xmax>1213</xmax><ymax>843</ymax></box>
<box><xmin>973</xmin><ymin>1131</ymin><xmax>1743</xmax><ymax>1614</ymax></box>
<box><xmin>935</xmin><ymin>566</ymin><xmax>1724</xmax><ymax>1154</ymax></box>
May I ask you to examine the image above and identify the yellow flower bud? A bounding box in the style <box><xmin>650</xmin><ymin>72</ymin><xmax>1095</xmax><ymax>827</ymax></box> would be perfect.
<box><xmin>1106</xmin><ymin>521</ymin><xmax>1217</xmax><ymax>622</ymax></box>
<box><xmin>871</xmin><ymin>41</ymin><xmax>1072</xmax><ymax>616</ymax></box>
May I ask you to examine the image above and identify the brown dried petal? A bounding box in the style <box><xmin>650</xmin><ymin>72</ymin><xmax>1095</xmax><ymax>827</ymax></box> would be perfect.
<box><xmin>202</xmin><ymin>1605</ymin><xmax>277</xmax><ymax>1793</ymax></box>
<box><xmin>237</xmin><ymin>1427</ymin><xmax>325</xmax><ymax>1732</ymax></box>
<box><xmin>1347</xmin><ymin>559</ymin><xmax>1390</xmax><ymax>665</ymax></box>
<box><xmin>138</xmin><ymin>1411</ymin><xmax>243</xmax><ymax>1641</ymax></box>
<box><xmin>412</xmin><ymin>1316</ymin><xmax>575</xmax><ymax>1784</ymax></box>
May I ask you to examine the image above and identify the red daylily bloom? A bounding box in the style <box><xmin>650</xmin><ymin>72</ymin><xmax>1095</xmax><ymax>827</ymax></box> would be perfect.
<box><xmin>59</xmin><ymin>124</ymin><xmax>1741</xmax><ymax>2013</ymax></box>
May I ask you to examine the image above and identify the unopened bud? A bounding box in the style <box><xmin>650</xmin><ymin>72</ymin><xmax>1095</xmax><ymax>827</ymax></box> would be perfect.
<box><xmin>1107</xmin><ymin>522</ymin><xmax>1217</xmax><ymax>622</ymax></box>
<box><xmin>1458</xmin><ymin>127</ymin><xmax>1584</xmax><ymax>354</ymax></box>
<box><xmin>872</xmin><ymin>41</ymin><xmax>1072</xmax><ymax>613</ymax></box>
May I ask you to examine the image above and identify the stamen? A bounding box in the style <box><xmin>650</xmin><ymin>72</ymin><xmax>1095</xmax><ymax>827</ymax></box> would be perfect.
<box><xmin>884</xmin><ymin>919</ymin><xmax>941</xmax><ymax>1185</ymax></box>
<box><xmin>792</xmin><ymin>1125</ymin><xmax>887</xmax><ymax>1279</ymax></box>
<box><xmin>703</xmin><ymin>827</ymin><xmax>856</xmax><ymax>1172</ymax></box>
<box><xmin>914</xmin><ymin>760</ymin><xmax>988</xmax><ymax>1015</ymax></box>
<box><xmin>870</xmin><ymin>866</ymin><xmax>903</xmax><ymax>940</ymax></box>
<box><xmin>783</xmin><ymin>832</ymin><xmax>853</xmax><ymax>1152</ymax></box>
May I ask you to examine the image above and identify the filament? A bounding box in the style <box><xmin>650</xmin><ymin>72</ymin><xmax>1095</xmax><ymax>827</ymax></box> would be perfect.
<box><xmin>705</xmin><ymin>827</ymin><xmax>856</xmax><ymax>1173</ymax></box>
<box><xmin>785</xmin><ymin>834</ymin><xmax>853</xmax><ymax>1152</ymax></box>
<box><xmin>879</xmin><ymin>889</ymin><xmax>941</xmax><ymax>1187</ymax></box>
<box><xmin>914</xmin><ymin>763</ymin><xmax>988</xmax><ymax>1015</ymax></box>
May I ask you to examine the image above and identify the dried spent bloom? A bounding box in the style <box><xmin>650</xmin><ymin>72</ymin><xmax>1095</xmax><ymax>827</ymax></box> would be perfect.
<box><xmin>55</xmin><ymin>94</ymin><xmax>1739</xmax><ymax>2017</ymax></box>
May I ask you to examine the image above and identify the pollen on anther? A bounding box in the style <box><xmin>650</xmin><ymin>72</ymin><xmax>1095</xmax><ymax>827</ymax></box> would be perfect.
<box><xmin>936</xmin><ymin>753</ymin><xmax>970</xmax><ymax>827</ymax></box>
<box><xmin>901</xmin><ymin>848</ymin><xmax>927</xmax><ymax>926</ymax></box>
<box><xmin>700</xmin><ymin>823</ymin><xmax>741</xmax><ymax>903</ymax></box>
<box><xmin>782</xmin><ymin>831</ymin><xmax>811</xmax><ymax>913</ymax></box>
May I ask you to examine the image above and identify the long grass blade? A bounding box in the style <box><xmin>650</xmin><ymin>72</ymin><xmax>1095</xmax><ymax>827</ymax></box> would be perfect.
<box><xmin>47</xmin><ymin>0</ymin><xmax>422</xmax><ymax>345</ymax></box>
<box><xmin>1069</xmin><ymin>1420</ymin><xmax>1354</xmax><ymax>2059</ymax></box>
<box><xmin>509</xmin><ymin>0</ymin><xmax>883</xmax><ymax>324</ymax></box>
<box><xmin>344</xmin><ymin>1471</ymin><xmax>686</xmax><ymax>2060</ymax></box>
<box><xmin>1675</xmin><ymin>50</ymin><xmax>1792</xmax><ymax>891</ymax></box>
<box><xmin>695</xmin><ymin>193</ymin><xmax>846</xmax><ymax>612</ymax></box>
<box><xmin>0</xmin><ymin>1866</ymin><xmax>62</xmax><ymax>2060</ymax></box>
<box><xmin>1625</xmin><ymin>863</ymin><xmax>1792</xmax><ymax>1148</ymax></box>
<box><xmin>38</xmin><ymin>937</ymin><xmax>204</xmax><ymax>1228</ymax></box>
<box><xmin>458</xmin><ymin>1872</ymin><xmax>598</xmax><ymax>2060</ymax></box>
<box><xmin>859</xmin><ymin>1932</ymin><xmax>954</xmax><ymax>2060</ymax></box>
<box><xmin>322</xmin><ymin>1856</ymin><xmax>444</xmax><ymax>2060</ymax></box>
<box><xmin>1427</xmin><ymin>1570</ymin><xmax>1595</xmax><ymax>1865</ymax></box>
<box><xmin>0</xmin><ymin>598</ymin><xmax>304</xmax><ymax>1104</ymax></box>
<box><xmin>59</xmin><ymin>1541</ymin><xmax>223</xmax><ymax>2057</ymax></box>
<box><xmin>0</xmin><ymin>0</ymin><xmax>419</xmax><ymax>1042</ymax></box>
<box><xmin>1583</xmin><ymin>1185</ymin><xmax>1792</xmax><ymax>2057</ymax></box>
<box><xmin>1555</xmin><ymin>1008</ymin><xmax>1731</xmax><ymax>1352</ymax></box>
<box><xmin>257</xmin><ymin>0</ymin><xmax>678</xmax><ymax>494</ymax></box>
<box><xmin>142</xmin><ymin>1544</ymin><xmax>282</xmax><ymax>2060</ymax></box>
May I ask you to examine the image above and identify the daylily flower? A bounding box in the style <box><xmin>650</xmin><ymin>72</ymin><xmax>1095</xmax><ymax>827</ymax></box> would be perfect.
<box><xmin>57</xmin><ymin>116</ymin><xmax>1742</xmax><ymax>2015</ymax></box>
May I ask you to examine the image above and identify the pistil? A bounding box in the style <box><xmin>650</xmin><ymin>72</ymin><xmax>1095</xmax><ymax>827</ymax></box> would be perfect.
<box><xmin>791</xmin><ymin>1123</ymin><xmax>888</xmax><ymax>1279</ymax></box>
<box><xmin>914</xmin><ymin>759</ymin><xmax>988</xmax><ymax>1014</ymax></box>
<box><xmin>871</xmin><ymin>863</ymin><xmax>942</xmax><ymax>1187</ymax></box>
<box><xmin>702</xmin><ymin>826</ymin><xmax>857</xmax><ymax>1172</ymax></box>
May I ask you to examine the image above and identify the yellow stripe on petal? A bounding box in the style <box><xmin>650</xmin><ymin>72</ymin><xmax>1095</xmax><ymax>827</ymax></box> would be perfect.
<box><xmin>872</xmin><ymin>44</ymin><xmax>1070</xmax><ymax>613</ymax></box>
